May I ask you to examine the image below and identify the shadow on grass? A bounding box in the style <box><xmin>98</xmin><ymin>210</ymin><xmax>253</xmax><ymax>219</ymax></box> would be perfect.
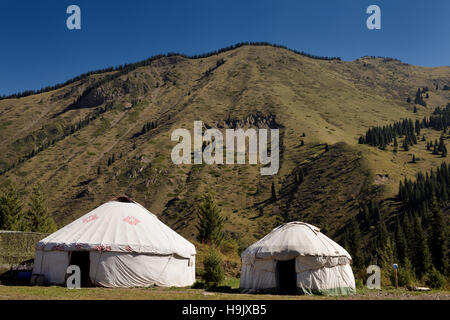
<box><xmin>206</xmin><ymin>285</ymin><xmax>240</xmax><ymax>294</ymax></box>
<box><xmin>192</xmin><ymin>281</ymin><xmax>241</xmax><ymax>294</ymax></box>
<box><xmin>0</xmin><ymin>258</ymin><xmax>34</xmax><ymax>286</ymax></box>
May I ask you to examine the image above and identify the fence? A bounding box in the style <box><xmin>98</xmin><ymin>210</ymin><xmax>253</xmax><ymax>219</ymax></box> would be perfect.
<box><xmin>0</xmin><ymin>230</ymin><xmax>48</xmax><ymax>272</ymax></box>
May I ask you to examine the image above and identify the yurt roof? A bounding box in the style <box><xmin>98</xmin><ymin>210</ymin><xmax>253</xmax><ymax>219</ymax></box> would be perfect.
<box><xmin>241</xmin><ymin>222</ymin><xmax>351</xmax><ymax>261</ymax></box>
<box><xmin>36</xmin><ymin>197</ymin><xmax>196</xmax><ymax>258</ymax></box>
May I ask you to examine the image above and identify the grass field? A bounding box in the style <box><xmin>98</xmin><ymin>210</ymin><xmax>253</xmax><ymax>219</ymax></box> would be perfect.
<box><xmin>0</xmin><ymin>285</ymin><xmax>448</xmax><ymax>300</ymax></box>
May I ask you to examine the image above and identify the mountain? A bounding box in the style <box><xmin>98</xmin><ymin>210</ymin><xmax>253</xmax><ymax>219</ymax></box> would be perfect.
<box><xmin>0</xmin><ymin>43</ymin><xmax>449</xmax><ymax>251</ymax></box>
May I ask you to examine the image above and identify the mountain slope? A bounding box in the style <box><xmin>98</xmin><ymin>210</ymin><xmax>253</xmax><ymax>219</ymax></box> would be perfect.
<box><xmin>0</xmin><ymin>44</ymin><xmax>449</xmax><ymax>249</ymax></box>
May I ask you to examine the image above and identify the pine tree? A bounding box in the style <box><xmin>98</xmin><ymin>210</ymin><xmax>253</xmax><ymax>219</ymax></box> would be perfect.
<box><xmin>196</xmin><ymin>194</ymin><xmax>224</xmax><ymax>245</ymax></box>
<box><xmin>441</xmin><ymin>143</ymin><xmax>447</xmax><ymax>157</ymax></box>
<box><xmin>411</xmin><ymin>216</ymin><xmax>432</xmax><ymax>278</ymax></box>
<box><xmin>295</xmin><ymin>169</ymin><xmax>304</xmax><ymax>186</ymax></box>
<box><xmin>377</xmin><ymin>236</ymin><xmax>396</xmax><ymax>284</ymax></box>
<box><xmin>395</xmin><ymin>223</ymin><xmax>408</xmax><ymax>264</ymax></box>
<box><xmin>0</xmin><ymin>182</ymin><xmax>24</xmax><ymax>230</ymax></box>
<box><xmin>23</xmin><ymin>186</ymin><xmax>57</xmax><ymax>233</ymax></box>
<box><xmin>346</xmin><ymin>218</ymin><xmax>364</xmax><ymax>269</ymax></box>
<box><xmin>429</xmin><ymin>198</ymin><xmax>448</xmax><ymax>274</ymax></box>
<box><xmin>376</xmin><ymin>219</ymin><xmax>389</xmax><ymax>249</ymax></box>
<box><xmin>433</xmin><ymin>144</ymin><xmax>439</xmax><ymax>155</ymax></box>
<box><xmin>271</xmin><ymin>181</ymin><xmax>277</xmax><ymax>201</ymax></box>
<box><xmin>403</xmin><ymin>139</ymin><xmax>409</xmax><ymax>151</ymax></box>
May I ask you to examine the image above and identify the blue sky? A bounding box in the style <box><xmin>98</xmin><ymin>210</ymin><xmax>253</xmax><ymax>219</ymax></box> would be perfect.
<box><xmin>0</xmin><ymin>0</ymin><xmax>449</xmax><ymax>95</ymax></box>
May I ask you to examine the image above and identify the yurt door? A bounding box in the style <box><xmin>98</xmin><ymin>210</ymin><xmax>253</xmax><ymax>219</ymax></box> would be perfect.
<box><xmin>276</xmin><ymin>259</ymin><xmax>297</xmax><ymax>294</ymax></box>
<box><xmin>70</xmin><ymin>251</ymin><xmax>90</xmax><ymax>287</ymax></box>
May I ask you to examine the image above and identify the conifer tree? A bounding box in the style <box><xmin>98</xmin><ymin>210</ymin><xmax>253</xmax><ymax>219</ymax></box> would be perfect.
<box><xmin>0</xmin><ymin>182</ymin><xmax>24</xmax><ymax>230</ymax></box>
<box><xmin>429</xmin><ymin>198</ymin><xmax>448</xmax><ymax>274</ymax></box>
<box><xmin>403</xmin><ymin>139</ymin><xmax>409</xmax><ymax>151</ymax></box>
<box><xmin>346</xmin><ymin>218</ymin><xmax>364</xmax><ymax>269</ymax></box>
<box><xmin>376</xmin><ymin>219</ymin><xmax>389</xmax><ymax>249</ymax></box>
<box><xmin>395</xmin><ymin>222</ymin><xmax>408</xmax><ymax>264</ymax></box>
<box><xmin>442</xmin><ymin>143</ymin><xmax>447</xmax><ymax>157</ymax></box>
<box><xmin>196</xmin><ymin>194</ymin><xmax>224</xmax><ymax>246</ymax></box>
<box><xmin>411</xmin><ymin>216</ymin><xmax>432</xmax><ymax>278</ymax></box>
<box><xmin>23</xmin><ymin>186</ymin><xmax>57</xmax><ymax>233</ymax></box>
<box><xmin>271</xmin><ymin>181</ymin><xmax>277</xmax><ymax>201</ymax></box>
<box><xmin>433</xmin><ymin>144</ymin><xmax>439</xmax><ymax>155</ymax></box>
<box><xmin>377</xmin><ymin>236</ymin><xmax>396</xmax><ymax>283</ymax></box>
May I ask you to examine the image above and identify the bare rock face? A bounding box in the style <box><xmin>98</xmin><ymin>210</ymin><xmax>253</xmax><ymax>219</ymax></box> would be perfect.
<box><xmin>65</xmin><ymin>77</ymin><xmax>149</xmax><ymax>112</ymax></box>
<box><xmin>215</xmin><ymin>113</ymin><xmax>283</xmax><ymax>129</ymax></box>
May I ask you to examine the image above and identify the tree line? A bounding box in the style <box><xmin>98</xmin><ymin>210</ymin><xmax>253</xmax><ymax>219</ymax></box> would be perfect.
<box><xmin>358</xmin><ymin>118</ymin><xmax>419</xmax><ymax>149</ymax></box>
<box><xmin>359</xmin><ymin>104</ymin><xmax>450</xmax><ymax>151</ymax></box>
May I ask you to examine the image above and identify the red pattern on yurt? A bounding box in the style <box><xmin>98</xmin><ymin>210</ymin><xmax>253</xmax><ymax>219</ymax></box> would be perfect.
<box><xmin>52</xmin><ymin>244</ymin><xmax>65</xmax><ymax>251</ymax></box>
<box><xmin>82</xmin><ymin>214</ymin><xmax>98</xmax><ymax>224</ymax></box>
<box><xmin>123</xmin><ymin>216</ymin><xmax>140</xmax><ymax>225</ymax></box>
<box><xmin>93</xmin><ymin>245</ymin><xmax>112</xmax><ymax>251</ymax></box>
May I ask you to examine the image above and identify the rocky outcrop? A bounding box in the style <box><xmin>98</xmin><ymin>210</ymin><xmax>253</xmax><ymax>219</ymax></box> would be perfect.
<box><xmin>214</xmin><ymin>113</ymin><xmax>283</xmax><ymax>129</ymax></box>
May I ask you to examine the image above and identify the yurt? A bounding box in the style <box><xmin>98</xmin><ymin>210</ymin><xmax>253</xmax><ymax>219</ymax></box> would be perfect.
<box><xmin>31</xmin><ymin>196</ymin><xmax>196</xmax><ymax>288</ymax></box>
<box><xmin>240</xmin><ymin>222</ymin><xmax>356</xmax><ymax>295</ymax></box>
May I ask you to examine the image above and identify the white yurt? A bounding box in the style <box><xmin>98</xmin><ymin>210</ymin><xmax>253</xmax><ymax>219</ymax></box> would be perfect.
<box><xmin>240</xmin><ymin>222</ymin><xmax>356</xmax><ymax>295</ymax></box>
<box><xmin>31</xmin><ymin>196</ymin><xmax>196</xmax><ymax>288</ymax></box>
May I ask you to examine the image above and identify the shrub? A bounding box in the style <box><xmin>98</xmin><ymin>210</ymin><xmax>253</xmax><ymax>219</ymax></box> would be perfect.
<box><xmin>220</xmin><ymin>238</ymin><xmax>238</xmax><ymax>254</ymax></box>
<box><xmin>203</xmin><ymin>247</ymin><xmax>224</xmax><ymax>286</ymax></box>
<box><xmin>395</xmin><ymin>267</ymin><xmax>413</xmax><ymax>287</ymax></box>
<box><xmin>425</xmin><ymin>268</ymin><xmax>446</xmax><ymax>289</ymax></box>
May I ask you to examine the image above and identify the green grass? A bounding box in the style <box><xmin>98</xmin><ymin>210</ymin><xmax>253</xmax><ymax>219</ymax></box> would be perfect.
<box><xmin>0</xmin><ymin>285</ymin><xmax>448</xmax><ymax>300</ymax></box>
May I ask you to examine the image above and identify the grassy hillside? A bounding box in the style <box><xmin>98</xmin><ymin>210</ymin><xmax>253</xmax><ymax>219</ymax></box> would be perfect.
<box><xmin>0</xmin><ymin>44</ymin><xmax>449</xmax><ymax>251</ymax></box>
